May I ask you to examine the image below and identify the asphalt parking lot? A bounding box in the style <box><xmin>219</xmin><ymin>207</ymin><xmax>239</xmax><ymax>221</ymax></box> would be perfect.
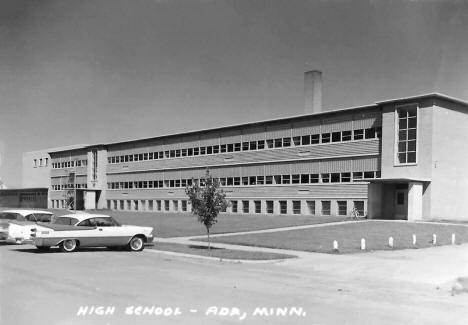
<box><xmin>1</xmin><ymin>242</ymin><xmax>467</xmax><ymax>325</ymax></box>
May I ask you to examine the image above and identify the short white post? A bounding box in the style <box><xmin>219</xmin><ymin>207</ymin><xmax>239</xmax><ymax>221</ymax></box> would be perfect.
<box><xmin>432</xmin><ymin>234</ymin><xmax>437</xmax><ymax>245</ymax></box>
<box><xmin>388</xmin><ymin>236</ymin><xmax>394</xmax><ymax>248</ymax></box>
<box><xmin>451</xmin><ymin>233</ymin><xmax>456</xmax><ymax>245</ymax></box>
<box><xmin>361</xmin><ymin>238</ymin><xmax>366</xmax><ymax>250</ymax></box>
<box><xmin>412</xmin><ymin>234</ymin><xmax>417</xmax><ymax>245</ymax></box>
<box><xmin>333</xmin><ymin>240</ymin><xmax>339</xmax><ymax>251</ymax></box>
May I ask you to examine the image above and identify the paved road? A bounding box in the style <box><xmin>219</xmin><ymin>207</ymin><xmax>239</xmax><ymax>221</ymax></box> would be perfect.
<box><xmin>1</xmin><ymin>243</ymin><xmax>467</xmax><ymax>325</ymax></box>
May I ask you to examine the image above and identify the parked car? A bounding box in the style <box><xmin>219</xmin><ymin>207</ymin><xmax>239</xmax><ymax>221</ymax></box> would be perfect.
<box><xmin>32</xmin><ymin>213</ymin><xmax>154</xmax><ymax>252</ymax></box>
<box><xmin>0</xmin><ymin>209</ymin><xmax>54</xmax><ymax>244</ymax></box>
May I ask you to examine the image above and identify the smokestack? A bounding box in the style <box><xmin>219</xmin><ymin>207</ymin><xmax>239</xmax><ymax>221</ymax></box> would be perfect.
<box><xmin>304</xmin><ymin>70</ymin><xmax>322</xmax><ymax>114</ymax></box>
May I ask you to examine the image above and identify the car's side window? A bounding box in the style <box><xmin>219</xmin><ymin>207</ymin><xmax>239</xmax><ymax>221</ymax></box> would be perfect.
<box><xmin>93</xmin><ymin>217</ymin><xmax>115</xmax><ymax>227</ymax></box>
<box><xmin>25</xmin><ymin>214</ymin><xmax>37</xmax><ymax>222</ymax></box>
<box><xmin>76</xmin><ymin>219</ymin><xmax>94</xmax><ymax>227</ymax></box>
<box><xmin>35</xmin><ymin>214</ymin><xmax>52</xmax><ymax>222</ymax></box>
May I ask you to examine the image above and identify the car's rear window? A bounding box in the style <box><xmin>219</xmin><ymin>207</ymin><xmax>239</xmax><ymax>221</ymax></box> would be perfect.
<box><xmin>35</xmin><ymin>214</ymin><xmax>53</xmax><ymax>222</ymax></box>
<box><xmin>0</xmin><ymin>212</ymin><xmax>21</xmax><ymax>220</ymax></box>
<box><xmin>53</xmin><ymin>217</ymin><xmax>79</xmax><ymax>225</ymax></box>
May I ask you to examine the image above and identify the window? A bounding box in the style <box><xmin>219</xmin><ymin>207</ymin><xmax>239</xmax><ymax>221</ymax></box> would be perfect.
<box><xmin>231</xmin><ymin>201</ymin><xmax>238</xmax><ymax>213</ymax></box>
<box><xmin>283</xmin><ymin>137</ymin><xmax>291</xmax><ymax>147</ymax></box>
<box><xmin>330</xmin><ymin>173</ymin><xmax>340</xmax><ymax>183</ymax></box>
<box><xmin>321</xmin><ymin>201</ymin><xmax>331</xmax><ymax>215</ymax></box>
<box><xmin>337</xmin><ymin>201</ymin><xmax>347</xmax><ymax>216</ymax></box>
<box><xmin>242</xmin><ymin>142</ymin><xmax>249</xmax><ymax>151</ymax></box>
<box><xmin>354</xmin><ymin>201</ymin><xmax>364</xmax><ymax>216</ymax></box>
<box><xmin>164</xmin><ymin>200</ymin><xmax>170</xmax><ymax>211</ymax></box>
<box><xmin>220</xmin><ymin>144</ymin><xmax>227</xmax><ymax>153</ymax></box>
<box><xmin>242</xmin><ymin>177</ymin><xmax>249</xmax><ymax>186</ymax></box>
<box><xmin>321</xmin><ymin>173</ymin><xmax>330</xmax><ymax>183</ymax></box>
<box><xmin>242</xmin><ymin>200</ymin><xmax>249</xmax><ymax>213</ymax></box>
<box><xmin>33</xmin><ymin>159</ymin><xmax>37</xmax><ymax>168</ymax></box>
<box><xmin>307</xmin><ymin>201</ymin><xmax>315</xmax><ymax>215</ymax></box>
<box><xmin>257</xmin><ymin>176</ymin><xmax>264</xmax><ymax>185</ymax></box>
<box><xmin>293</xmin><ymin>201</ymin><xmax>301</xmax><ymax>214</ymax></box>
<box><xmin>353</xmin><ymin>172</ymin><xmax>363</xmax><ymax>181</ymax></box>
<box><xmin>353</xmin><ymin>129</ymin><xmax>364</xmax><ymax>140</ymax></box>
<box><xmin>332</xmin><ymin>132</ymin><xmax>341</xmax><ymax>142</ymax></box>
<box><xmin>310</xmin><ymin>174</ymin><xmax>319</xmax><ymax>183</ymax></box>
<box><xmin>396</xmin><ymin>104</ymin><xmax>417</xmax><ymax>164</ymax></box>
<box><xmin>257</xmin><ymin>140</ymin><xmax>265</xmax><ymax>150</ymax></box>
<box><xmin>274</xmin><ymin>138</ymin><xmax>282</xmax><ymax>148</ymax></box>
<box><xmin>265</xmin><ymin>176</ymin><xmax>273</xmax><ymax>185</ymax></box>
<box><xmin>266</xmin><ymin>201</ymin><xmax>274</xmax><ymax>214</ymax></box>
<box><xmin>173</xmin><ymin>200</ymin><xmax>178</xmax><ymax>212</ymax></box>
<box><xmin>311</xmin><ymin>134</ymin><xmax>320</xmax><ymax>144</ymax></box>
<box><xmin>293</xmin><ymin>136</ymin><xmax>301</xmax><ymax>146</ymax></box>
<box><xmin>301</xmin><ymin>174</ymin><xmax>309</xmax><ymax>184</ymax></box>
<box><xmin>266</xmin><ymin>139</ymin><xmax>274</xmax><ymax>148</ymax></box>
<box><xmin>292</xmin><ymin>174</ymin><xmax>300</xmax><ymax>184</ymax></box>
<box><xmin>321</xmin><ymin>133</ymin><xmax>330</xmax><ymax>143</ymax></box>
<box><xmin>364</xmin><ymin>171</ymin><xmax>375</xmax><ymax>179</ymax></box>
<box><xmin>282</xmin><ymin>175</ymin><xmax>290</xmax><ymax>184</ymax></box>
<box><xmin>341</xmin><ymin>172</ymin><xmax>351</xmax><ymax>182</ymax></box>
<box><xmin>279</xmin><ymin>201</ymin><xmax>287</xmax><ymax>214</ymax></box>
<box><xmin>254</xmin><ymin>201</ymin><xmax>261</xmax><ymax>213</ymax></box>
<box><xmin>342</xmin><ymin>131</ymin><xmax>352</xmax><ymax>141</ymax></box>
<box><xmin>249</xmin><ymin>141</ymin><xmax>257</xmax><ymax>150</ymax></box>
<box><xmin>234</xmin><ymin>143</ymin><xmax>241</xmax><ymax>151</ymax></box>
<box><xmin>365</xmin><ymin>127</ymin><xmax>376</xmax><ymax>139</ymax></box>
<box><xmin>302</xmin><ymin>135</ymin><xmax>310</xmax><ymax>145</ymax></box>
<box><xmin>249</xmin><ymin>176</ymin><xmax>256</xmax><ymax>185</ymax></box>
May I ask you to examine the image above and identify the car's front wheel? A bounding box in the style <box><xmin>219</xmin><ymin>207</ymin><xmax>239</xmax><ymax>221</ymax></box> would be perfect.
<box><xmin>60</xmin><ymin>239</ymin><xmax>78</xmax><ymax>253</ymax></box>
<box><xmin>128</xmin><ymin>236</ymin><xmax>144</xmax><ymax>252</ymax></box>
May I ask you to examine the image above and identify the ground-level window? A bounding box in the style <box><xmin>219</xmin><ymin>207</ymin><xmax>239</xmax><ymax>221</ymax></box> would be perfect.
<box><xmin>231</xmin><ymin>200</ymin><xmax>238</xmax><ymax>213</ymax></box>
<box><xmin>181</xmin><ymin>200</ymin><xmax>187</xmax><ymax>212</ymax></box>
<box><xmin>134</xmin><ymin>200</ymin><xmax>139</xmax><ymax>211</ymax></box>
<box><xmin>353</xmin><ymin>201</ymin><xmax>365</xmax><ymax>216</ymax></box>
<box><xmin>307</xmin><ymin>201</ymin><xmax>315</xmax><ymax>215</ymax></box>
<box><xmin>293</xmin><ymin>201</ymin><xmax>301</xmax><ymax>214</ymax></box>
<box><xmin>148</xmin><ymin>200</ymin><xmax>153</xmax><ymax>211</ymax></box>
<box><xmin>279</xmin><ymin>201</ymin><xmax>287</xmax><ymax>214</ymax></box>
<box><xmin>120</xmin><ymin>200</ymin><xmax>124</xmax><ymax>210</ymax></box>
<box><xmin>337</xmin><ymin>201</ymin><xmax>347</xmax><ymax>216</ymax></box>
<box><xmin>127</xmin><ymin>200</ymin><xmax>131</xmax><ymax>210</ymax></box>
<box><xmin>164</xmin><ymin>200</ymin><xmax>169</xmax><ymax>211</ymax></box>
<box><xmin>266</xmin><ymin>201</ymin><xmax>274</xmax><ymax>214</ymax></box>
<box><xmin>156</xmin><ymin>200</ymin><xmax>161</xmax><ymax>211</ymax></box>
<box><xmin>321</xmin><ymin>201</ymin><xmax>331</xmax><ymax>215</ymax></box>
<box><xmin>242</xmin><ymin>200</ymin><xmax>250</xmax><ymax>213</ymax></box>
<box><xmin>107</xmin><ymin>200</ymin><xmax>111</xmax><ymax>209</ymax></box>
<box><xmin>173</xmin><ymin>200</ymin><xmax>178</xmax><ymax>212</ymax></box>
<box><xmin>254</xmin><ymin>200</ymin><xmax>261</xmax><ymax>214</ymax></box>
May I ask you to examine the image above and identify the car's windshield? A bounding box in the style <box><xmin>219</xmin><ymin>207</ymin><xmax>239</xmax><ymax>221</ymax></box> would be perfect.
<box><xmin>53</xmin><ymin>217</ymin><xmax>79</xmax><ymax>225</ymax></box>
<box><xmin>0</xmin><ymin>212</ymin><xmax>21</xmax><ymax>220</ymax></box>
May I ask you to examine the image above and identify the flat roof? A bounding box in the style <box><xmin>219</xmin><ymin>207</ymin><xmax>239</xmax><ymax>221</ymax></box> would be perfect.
<box><xmin>368</xmin><ymin>177</ymin><xmax>431</xmax><ymax>183</ymax></box>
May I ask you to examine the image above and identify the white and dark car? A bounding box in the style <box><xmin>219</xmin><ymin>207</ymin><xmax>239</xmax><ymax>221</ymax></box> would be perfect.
<box><xmin>0</xmin><ymin>209</ymin><xmax>54</xmax><ymax>244</ymax></box>
<box><xmin>33</xmin><ymin>213</ymin><xmax>154</xmax><ymax>252</ymax></box>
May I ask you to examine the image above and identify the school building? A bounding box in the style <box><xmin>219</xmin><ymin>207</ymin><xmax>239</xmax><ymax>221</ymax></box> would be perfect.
<box><xmin>42</xmin><ymin>73</ymin><xmax>468</xmax><ymax>221</ymax></box>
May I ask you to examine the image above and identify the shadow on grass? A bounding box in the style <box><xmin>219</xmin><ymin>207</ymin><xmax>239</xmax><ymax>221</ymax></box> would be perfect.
<box><xmin>188</xmin><ymin>244</ymin><xmax>222</xmax><ymax>250</ymax></box>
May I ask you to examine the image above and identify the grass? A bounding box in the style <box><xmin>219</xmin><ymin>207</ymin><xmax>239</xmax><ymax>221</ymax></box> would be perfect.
<box><xmin>149</xmin><ymin>242</ymin><xmax>295</xmax><ymax>260</ymax></box>
<box><xmin>204</xmin><ymin>220</ymin><xmax>468</xmax><ymax>254</ymax></box>
<box><xmin>47</xmin><ymin>209</ymin><xmax>349</xmax><ymax>237</ymax></box>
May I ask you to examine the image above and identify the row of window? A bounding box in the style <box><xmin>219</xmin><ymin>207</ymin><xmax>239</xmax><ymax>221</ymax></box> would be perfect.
<box><xmin>51</xmin><ymin>184</ymin><xmax>88</xmax><ymax>190</ymax></box>
<box><xmin>106</xmin><ymin>171</ymin><xmax>380</xmax><ymax>190</ymax></box>
<box><xmin>101</xmin><ymin>199</ymin><xmax>365</xmax><ymax>216</ymax></box>
<box><xmin>33</xmin><ymin>158</ymin><xmax>48</xmax><ymax>168</ymax></box>
<box><xmin>106</xmin><ymin>127</ymin><xmax>382</xmax><ymax>164</ymax></box>
<box><xmin>51</xmin><ymin>159</ymin><xmax>88</xmax><ymax>169</ymax></box>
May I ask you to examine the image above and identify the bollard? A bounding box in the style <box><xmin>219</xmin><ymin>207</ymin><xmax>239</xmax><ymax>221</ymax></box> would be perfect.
<box><xmin>451</xmin><ymin>233</ymin><xmax>456</xmax><ymax>245</ymax></box>
<box><xmin>412</xmin><ymin>234</ymin><xmax>417</xmax><ymax>245</ymax></box>
<box><xmin>361</xmin><ymin>238</ymin><xmax>366</xmax><ymax>250</ymax></box>
<box><xmin>432</xmin><ymin>234</ymin><xmax>437</xmax><ymax>245</ymax></box>
<box><xmin>388</xmin><ymin>236</ymin><xmax>394</xmax><ymax>248</ymax></box>
<box><xmin>333</xmin><ymin>240</ymin><xmax>339</xmax><ymax>251</ymax></box>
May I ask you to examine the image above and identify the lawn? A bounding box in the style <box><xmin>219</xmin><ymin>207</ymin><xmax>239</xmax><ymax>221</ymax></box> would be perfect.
<box><xmin>48</xmin><ymin>209</ymin><xmax>349</xmax><ymax>238</ymax></box>
<box><xmin>149</xmin><ymin>242</ymin><xmax>295</xmax><ymax>260</ymax></box>
<box><xmin>203</xmin><ymin>220</ymin><xmax>468</xmax><ymax>254</ymax></box>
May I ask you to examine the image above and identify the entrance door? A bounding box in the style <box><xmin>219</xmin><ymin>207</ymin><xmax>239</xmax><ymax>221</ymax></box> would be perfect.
<box><xmin>394</xmin><ymin>190</ymin><xmax>408</xmax><ymax>219</ymax></box>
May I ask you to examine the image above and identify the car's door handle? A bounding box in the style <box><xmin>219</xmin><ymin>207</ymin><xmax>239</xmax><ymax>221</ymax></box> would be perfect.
<box><xmin>99</xmin><ymin>228</ymin><xmax>103</xmax><ymax>231</ymax></box>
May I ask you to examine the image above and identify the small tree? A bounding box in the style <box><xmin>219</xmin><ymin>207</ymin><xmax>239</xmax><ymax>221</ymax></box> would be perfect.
<box><xmin>185</xmin><ymin>169</ymin><xmax>228</xmax><ymax>250</ymax></box>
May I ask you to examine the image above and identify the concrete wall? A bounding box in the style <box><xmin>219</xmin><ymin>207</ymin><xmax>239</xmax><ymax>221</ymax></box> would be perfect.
<box><xmin>22</xmin><ymin>151</ymin><xmax>51</xmax><ymax>188</ymax></box>
<box><xmin>430</xmin><ymin>103</ymin><xmax>468</xmax><ymax>220</ymax></box>
<box><xmin>380</xmin><ymin>99</ymin><xmax>434</xmax><ymax>180</ymax></box>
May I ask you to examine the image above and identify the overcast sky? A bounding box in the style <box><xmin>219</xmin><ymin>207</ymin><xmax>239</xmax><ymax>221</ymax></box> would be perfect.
<box><xmin>1</xmin><ymin>0</ymin><xmax>467</xmax><ymax>187</ymax></box>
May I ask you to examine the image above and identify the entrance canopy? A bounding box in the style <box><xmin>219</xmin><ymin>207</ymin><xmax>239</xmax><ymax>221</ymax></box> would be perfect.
<box><xmin>367</xmin><ymin>178</ymin><xmax>431</xmax><ymax>221</ymax></box>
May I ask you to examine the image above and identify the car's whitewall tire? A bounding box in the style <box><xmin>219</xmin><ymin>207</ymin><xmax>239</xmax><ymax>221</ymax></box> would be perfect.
<box><xmin>60</xmin><ymin>239</ymin><xmax>78</xmax><ymax>253</ymax></box>
<box><xmin>128</xmin><ymin>236</ymin><xmax>144</xmax><ymax>252</ymax></box>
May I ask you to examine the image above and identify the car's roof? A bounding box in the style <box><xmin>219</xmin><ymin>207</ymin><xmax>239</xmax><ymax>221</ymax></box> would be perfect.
<box><xmin>3</xmin><ymin>209</ymin><xmax>54</xmax><ymax>216</ymax></box>
<box><xmin>56</xmin><ymin>213</ymin><xmax>112</xmax><ymax>222</ymax></box>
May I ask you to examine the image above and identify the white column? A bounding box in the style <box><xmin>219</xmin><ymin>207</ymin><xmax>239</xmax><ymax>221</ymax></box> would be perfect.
<box><xmin>407</xmin><ymin>182</ymin><xmax>423</xmax><ymax>221</ymax></box>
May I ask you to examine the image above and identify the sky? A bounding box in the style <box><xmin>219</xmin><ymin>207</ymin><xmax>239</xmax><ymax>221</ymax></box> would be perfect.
<box><xmin>1</xmin><ymin>0</ymin><xmax>467</xmax><ymax>187</ymax></box>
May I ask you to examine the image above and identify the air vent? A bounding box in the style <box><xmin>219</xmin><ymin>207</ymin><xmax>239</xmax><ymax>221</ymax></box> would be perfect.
<box><xmin>298</xmin><ymin>151</ymin><xmax>311</xmax><ymax>157</ymax></box>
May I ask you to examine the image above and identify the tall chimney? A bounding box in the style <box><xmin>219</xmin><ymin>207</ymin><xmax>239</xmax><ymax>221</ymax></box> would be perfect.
<box><xmin>304</xmin><ymin>70</ymin><xmax>322</xmax><ymax>114</ymax></box>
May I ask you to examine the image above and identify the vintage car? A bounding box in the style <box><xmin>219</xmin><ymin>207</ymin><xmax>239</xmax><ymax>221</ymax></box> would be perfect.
<box><xmin>0</xmin><ymin>209</ymin><xmax>54</xmax><ymax>244</ymax></box>
<box><xmin>32</xmin><ymin>213</ymin><xmax>154</xmax><ymax>252</ymax></box>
